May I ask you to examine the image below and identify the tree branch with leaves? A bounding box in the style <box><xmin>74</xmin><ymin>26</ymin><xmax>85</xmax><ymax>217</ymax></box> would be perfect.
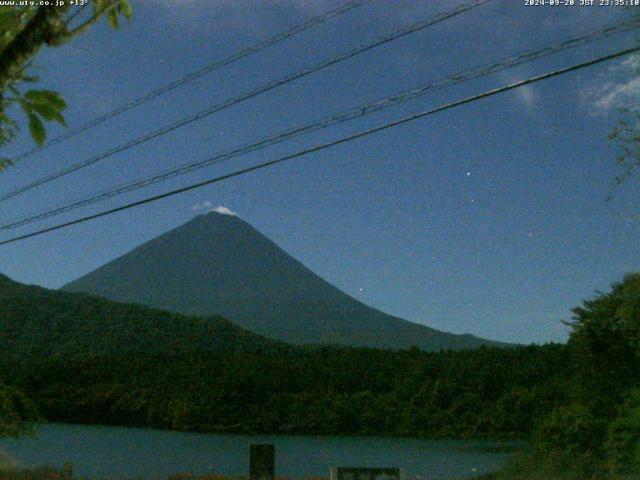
<box><xmin>0</xmin><ymin>0</ymin><xmax>132</xmax><ymax>170</ymax></box>
<box><xmin>609</xmin><ymin>107</ymin><xmax>640</xmax><ymax>200</ymax></box>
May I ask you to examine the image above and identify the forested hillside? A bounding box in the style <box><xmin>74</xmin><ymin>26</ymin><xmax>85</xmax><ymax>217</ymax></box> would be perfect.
<box><xmin>496</xmin><ymin>273</ymin><xmax>640</xmax><ymax>479</ymax></box>
<box><xmin>0</xmin><ymin>344</ymin><xmax>569</xmax><ymax>439</ymax></box>
<box><xmin>0</xmin><ymin>273</ymin><xmax>278</xmax><ymax>359</ymax></box>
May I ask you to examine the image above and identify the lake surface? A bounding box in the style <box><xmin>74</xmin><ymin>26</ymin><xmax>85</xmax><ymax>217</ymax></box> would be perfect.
<box><xmin>0</xmin><ymin>424</ymin><xmax>518</xmax><ymax>479</ymax></box>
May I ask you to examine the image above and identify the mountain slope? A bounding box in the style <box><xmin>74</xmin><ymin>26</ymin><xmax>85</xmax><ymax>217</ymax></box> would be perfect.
<box><xmin>0</xmin><ymin>273</ymin><xmax>277</xmax><ymax>359</ymax></box>
<box><xmin>64</xmin><ymin>211</ymin><xmax>504</xmax><ymax>351</ymax></box>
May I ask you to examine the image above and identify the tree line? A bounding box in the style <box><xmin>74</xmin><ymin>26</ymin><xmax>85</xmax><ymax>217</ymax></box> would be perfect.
<box><xmin>1</xmin><ymin>343</ymin><xmax>569</xmax><ymax>439</ymax></box>
<box><xmin>1</xmin><ymin>273</ymin><xmax>638</xmax><ymax>479</ymax></box>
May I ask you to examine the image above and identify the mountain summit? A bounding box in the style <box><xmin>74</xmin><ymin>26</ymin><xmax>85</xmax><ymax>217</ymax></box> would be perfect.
<box><xmin>64</xmin><ymin>211</ymin><xmax>502</xmax><ymax>350</ymax></box>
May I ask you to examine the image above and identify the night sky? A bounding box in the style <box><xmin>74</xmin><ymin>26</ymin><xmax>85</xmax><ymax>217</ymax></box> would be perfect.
<box><xmin>0</xmin><ymin>0</ymin><xmax>638</xmax><ymax>344</ymax></box>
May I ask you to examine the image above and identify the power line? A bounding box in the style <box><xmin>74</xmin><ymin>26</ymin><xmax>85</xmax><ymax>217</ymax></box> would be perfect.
<box><xmin>1</xmin><ymin>46</ymin><xmax>636</xmax><ymax>247</ymax></box>
<box><xmin>11</xmin><ymin>0</ymin><xmax>373</xmax><ymax>163</ymax></box>
<box><xmin>2</xmin><ymin>16</ymin><xmax>637</xmax><ymax>230</ymax></box>
<box><xmin>0</xmin><ymin>0</ymin><xmax>492</xmax><ymax>203</ymax></box>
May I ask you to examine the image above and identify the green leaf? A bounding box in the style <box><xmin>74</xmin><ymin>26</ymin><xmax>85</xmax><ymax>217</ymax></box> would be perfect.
<box><xmin>0</xmin><ymin>10</ymin><xmax>20</xmax><ymax>45</ymax></box>
<box><xmin>120</xmin><ymin>1</ymin><xmax>133</xmax><ymax>20</ymax></box>
<box><xmin>24</xmin><ymin>90</ymin><xmax>66</xmax><ymax>110</ymax></box>
<box><xmin>107</xmin><ymin>9</ymin><xmax>119</xmax><ymax>29</ymax></box>
<box><xmin>28</xmin><ymin>113</ymin><xmax>45</xmax><ymax>146</ymax></box>
<box><xmin>18</xmin><ymin>99</ymin><xmax>32</xmax><ymax>116</ymax></box>
<box><xmin>0</xmin><ymin>158</ymin><xmax>14</xmax><ymax>171</ymax></box>
<box><xmin>30</xmin><ymin>102</ymin><xmax>67</xmax><ymax>126</ymax></box>
<box><xmin>52</xmin><ymin>110</ymin><xmax>67</xmax><ymax>127</ymax></box>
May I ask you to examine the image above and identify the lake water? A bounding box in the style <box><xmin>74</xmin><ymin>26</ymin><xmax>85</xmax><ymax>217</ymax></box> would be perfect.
<box><xmin>0</xmin><ymin>424</ymin><xmax>518</xmax><ymax>479</ymax></box>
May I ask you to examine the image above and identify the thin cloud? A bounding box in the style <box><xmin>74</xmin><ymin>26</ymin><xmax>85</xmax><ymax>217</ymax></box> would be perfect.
<box><xmin>583</xmin><ymin>54</ymin><xmax>640</xmax><ymax>114</ymax></box>
<box><xmin>211</xmin><ymin>206</ymin><xmax>237</xmax><ymax>216</ymax></box>
<box><xmin>621</xmin><ymin>54</ymin><xmax>640</xmax><ymax>71</ymax></box>
<box><xmin>593</xmin><ymin>78</ymin><xmax>640</xmax><ymax>111</ymax></box>
<box><xmin>142</xmin><ymin>0</ymin><xmax>338</xmax><ymax>30</ymax></box>
<box><xmin>516</xmin><ymin>84</ymin><xmax>537</xmax><ymax>109</ymax></box>
<box><xmin>500</xmin><ymin>71</ymin><xmax>538</xmax><ymax>109</ymax></box>
<box><xmin>192</xmin><ymin>201</ymin><xmax>212</xmax><ymax>212</ymax></box>
<box><xmin>192</xmin><ymin>202</ymin><xmax>237</xmax><ymax>216</ymax></box>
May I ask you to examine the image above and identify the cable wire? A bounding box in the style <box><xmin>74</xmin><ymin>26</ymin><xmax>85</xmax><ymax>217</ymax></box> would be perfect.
<box><xmin>11</xmin><ymin>0</ymin><xmax>373</xmax><ymax>163</ymax></box>
<box><xmin>0</xmin><ymin>0</ymin><xmax>492</xmax><ymax>202</ymax></box>
<box><xmin>2</xmin><ymin>16</ymin><xmax>637</xmax><ymax>230</ymax></box>
<box><xmin>1</xmin><ymin>45</ymin><xmax>636</xmax><ymax>246</ymax></box>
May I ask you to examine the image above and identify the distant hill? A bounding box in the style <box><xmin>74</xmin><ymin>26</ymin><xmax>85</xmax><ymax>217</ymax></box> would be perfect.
<box><xmin>0</xmin><ymin>273</ymin><xmax>277</xmax><ymax>359</ymax></box>
<box><xmin>64</xmin><ymin>211</ymin><xmax>505</xmax><ymax>351</ymax></box>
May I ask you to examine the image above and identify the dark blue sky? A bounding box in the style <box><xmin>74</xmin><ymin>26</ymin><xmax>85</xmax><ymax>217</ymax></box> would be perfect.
<box><xmin>0</xmin><ymin>0</ymin><xmax>638</xmax><ymax>343</ymax></box>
